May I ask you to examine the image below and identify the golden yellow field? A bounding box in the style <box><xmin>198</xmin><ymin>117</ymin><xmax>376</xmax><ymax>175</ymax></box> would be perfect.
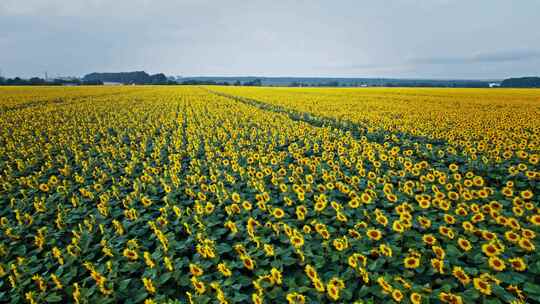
<box><xmin>0</xmin><ymin>86</ymin><xmax>539</xmax><ymax>304</ymax></box>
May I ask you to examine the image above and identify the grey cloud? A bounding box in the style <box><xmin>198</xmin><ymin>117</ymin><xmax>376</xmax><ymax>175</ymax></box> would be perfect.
<box><xmin>473</xmin><ymin>50</ymin><xmax>540</xmax><ymax>62</ymax></box>
<box><xmin>411</xmin><ymin>50</ymin><xmax>540</xmax><ymax>65</ymax></box>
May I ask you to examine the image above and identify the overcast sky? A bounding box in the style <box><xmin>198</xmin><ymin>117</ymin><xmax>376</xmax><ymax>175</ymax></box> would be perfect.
<box><xmin>1</xmin><ymin>0</ymin><xmax>539</xmax><ymax>79</ymax></box>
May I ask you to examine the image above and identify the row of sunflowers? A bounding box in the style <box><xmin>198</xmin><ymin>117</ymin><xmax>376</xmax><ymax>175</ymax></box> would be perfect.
<box><xmin>0</xmin><ymin>86</ymin><xmax>539</xmax><ymax>303</ymax></box>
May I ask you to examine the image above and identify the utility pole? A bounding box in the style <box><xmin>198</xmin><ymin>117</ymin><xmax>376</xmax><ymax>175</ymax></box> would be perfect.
<box><xmin>45</xmin><ymin>72</ymin><xmax>48</xmax><ymax>81</ymax></box>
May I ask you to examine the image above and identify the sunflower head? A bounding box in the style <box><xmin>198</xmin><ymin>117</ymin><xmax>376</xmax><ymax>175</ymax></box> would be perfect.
<box><xmin>404</xmin><ymin>256</ymin><xmax>420</xmax><ymax>269</ymax></box>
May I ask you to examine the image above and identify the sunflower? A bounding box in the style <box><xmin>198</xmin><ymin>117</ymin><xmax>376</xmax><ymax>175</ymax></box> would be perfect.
<box><xmin>230</xmin><ymin>204</ymin><xmax>241</xmax><ymax>214</ymax></box>
<box><xmin>141</xmin><ymin>196</ymin><xmax>152</xmax><ymax>208</ymax></box>
<box><xmin>439</xmin><ymin>200</ymin><xmax>451</xmax><ymax>211</ymax></box>
<box><xmin>241</xmin><ymin>201</ymin><xmax>252</xmax><ymax>211</ymax></box>
<box><xmin>422</xmin><ymin>234</ymin><xmax>437</xmax><ymax>246</ymax></box>
<box><xmin>444</xmin><ymin>214</ymin><xmax>456</xmax><ymax>224</ymax></box>
<box><xmin>144</xmin><ymin>252</ymin><xmax>155</xmax><ymax>268</ymax></box>
<box><xmin>286</xmin><ymin>292</ymin><xmax>306</xmax><ymax>304</ymax></box>
<box><xmin>333</xmin><ymin>239</ymin><xmax>346</xmax><ymax>251</ymax></box>
<box><xmin>452</xmin><ymin>266</ymin><xmax>470</xmax><ymax>285</ymax></box>
<box><xmin>457</xmin><ymin>238</ymin><xmax>472</xmax><ymax>251</ymax></box>
<box><xmin>336</xmin><ymin>212</ymin><xmax>348</xmax><ymax>222</ymax></box>
<box><xmin>327</xmin><ymin>284</ymin><xmax>340</xmax><ymax>301</ymax></box>
<box><xmin>328</xmin><ymin>277</ymin><xmax>345</xmax><ymax>289</ymax></box>
<box><xmin>392</xmin><ymin>221</ymin><xmax>404</xmax><ymax>233</ymax></box>
<box><xmin>242</xmin><ymin>257</ymin><xmax>255</xmax><ymax>270</ymax></box>
<box><xmin>231</xmin><ymin>192</ymin><xmax>241</xmax><ymax>203</ymax></box>
<box><xmin>481</xmin><ymin>231</ymin><xmax>496</xmax><ymax>241</ymax></box>
<box><xmin>518</xmin><ymin>238</ymin><xmax>535</xmax><ymax>252</ymax></box>
<box><xmin>522</xmin><ymin>229</ymin><xmax>535</xmax><ymax>239</ymax></box>
<box><xmin>402</xmin><ymin>218</ymin><xmax>413</xmax><ymax>229</ymax></box>
<box><xmin>142</xmin><ymin>277</ymin><xmax>156</xmax><ymax>294</ymax></box>
<box><xmin>191</xmin><ymin>277</ymin><xmax>206</xmax><ymax>294</ymax></box>
<box><xmin>360</xmin><ymin>192</ymin><xmax>372</xmax><ymax>204</ymax></box>
<box><xmin>417</xmin><ymin>216</ymin><xmax>431</xmax><ymax>229</ymax></box>
<box><xmin>530</xmin><ymin>214</ymin><xmax>540</xmax><ymax>226</ymax></box>
<box><xmin>50</xmin><ymin>274</ymin><xmax>63</xmax><ymax>289</ymax></box>
<box><xmin>224</xmin><ymin>220</ymin><xmax>238</xmax><ymax>234</ymax></box>
<box><xmin>418</xmin><ymin>199</ymin><xmax>431</xmax><ymax>209</ymax></box>
<box><xmin>481</xmin><ymin>243</ymin><xmax>500</xmax><ymax>257</ymax></box>
<box><xmin>291</xmin><ymin>236</ymin><xmax>304</xmax><ymax>248</ymax></box>
<box><xmin>355</xmin><ymin>254</ymin><xmax>368</xmax><ymax>268</ymax></box>
<box><xmin>163</xmin><ymin>184</ymin><xmax>171</xmax><ymax>193</ymax></box>
<box><xmin>348</xmin><ymin>198</ymin><xmax>360</xmax><ymax>209</ymax></box>
<box><xmin>473</xmin><ymin>278</ymin><xmax>491</xmax><ymax>295</ymax></box>
<box><xmin>502</xmin><ymin>187</ymin><xmax>513</xmax><ymax>197</ymax></box>
<box><xmin>38</xmin><ymin>183</ymin><xmax>50</xmax><ymax>192</ymax></box>
<box><xmin>272</xmin><ymin>208</ymin><xmax>285</xmax><ymax>219</ymax></box>
<box><xmin>189</xmin><ymin>263</ymin><xmax>204</xmax><ymax>276</ymax></box>
<box><xmin>509</xmin><ymin>257</ymin><xmax>527</xmax><ymax>271</ymax></box>
<box><xmin>439</xmin><ymin>292</ymin><xmax>463</xmax><ymax>304</ymax></box>
<box><xmin>432</xmin><ymin>246</ymin><xmax>445</xmax><ymax>259</ymax></box>
<box><xmin>505</xmin><ymin>231</ymin><xmax>520</xmax><ymax>243</ymax></box>
<box><xmin>513</xmin><ymin>206</ymin><xmax>525</xmax><ymax>217</ymax></box>
<box><xmin>319</xmin><ymin>229</ymin><xmax>330</xmax><ymax>239</ymax></box>
<box><xmin>315</xmin><ymin>201</ymin><xmax>327</xmax><ymax>212</ymax></box>
<box><xmin>377</xmin><ymin>277</ymin><xmax>393</xmax><ymax>294</ymax></box>
<box><xmin>392</xmin><ymin>289</ymin><xmax>403</xmax><ymax>302</ymax></box>
<box><xmin>472</xmin><ymin>176</ymin><xmax>484</xmax><ymax>186</ymax></box>
<box><xmin>439</xmin><ymin>226</ymin><xmax>454</xmax><ymax>239</ymax></box>
<box><xmin>386</xmin><ymin>194</ymin><xmax>398</xmax><ymax>203</ymax></box>
<box><xmin>347</xmin><ymin>255</ymin><xmax>358</xmax><ymax>268</ymax></box>
<box><xmin>521</xmin><ymin>190</ymin><xmax>533</xmax><ymax>200</ymax></box>
<box><xmin>271</xmin><ymin>268</ymin><xmax>282</xmax><ymax>285</ymax></box>
<box><xmin>366</xmin><ymin>229</ymin><xmax>382</xmax><ymax>241</ymax></box>
<box><xmin>163</xmin><ymin>256</ymin><xmax>174</xmax><ymax>272</ymax></box>
<box><xmin>448</xmin><ymin>191</ymin><xmax>459</xmax><ymax>200</ymax></box>
<box><xmin>431</xmin><ymin>258</ymin><xmax>444</xmax><ymax>274</ymax></box>
<box><xmin>404</xmin><ymin>256</ymin><xmax>420</xmax><ymax>269</ymax></box>
<box><xmin>495</xmin><ymin>215</ymin><xmax>508</xmax><ymax>225</ymax></box>
<box><xmin>348</xmin><ymin>229</ymin><xmax>361</xmax><ymax>239</ymax></box>
<box><xmin>305</xmin><ymin>265</ymin><xmax>318</xmax><ymax>281</ymax></box>
<box><xmin>376</xmin><ymin>215</ymin><xmax>389</xmax><ymax>226</ymax></box>
<box><xmin>410</xmin><ymin>292</ymin><xmax>422</xmax><ymax>304</ymax></box>
<box><xmin>488</xmin><ymin>256</ymin><xmax>506</xmax><ymax>271</ymax></box>
<box><xmin>264</xmin><ymin>244</ymin><xmax>274</xmax><ymax>256</ymax></box>
<box><xmin>313</xmin><ymin>279</ymin><xmax>325</xmax><ymax>292</ymax></box>
<box><xmin>123</xmin><ymin>248</ymin><xmax>139</xmax><ymax>261</ymax></box>
<box><xmin>217</xmin><ymin>263</ymin><xmax>232</xmax><ymax>277</ymax></box>
<box><xmin>379</xmin><ymin>244</ymin><xmax>392</xmax><ymax>257</ymax></box>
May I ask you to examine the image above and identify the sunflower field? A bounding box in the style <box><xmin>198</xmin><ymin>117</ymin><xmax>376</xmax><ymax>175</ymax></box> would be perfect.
<box><xmin>0</xmin><ymin>86</ymin><xmax>539</xmax><ymax>304</ymax></box>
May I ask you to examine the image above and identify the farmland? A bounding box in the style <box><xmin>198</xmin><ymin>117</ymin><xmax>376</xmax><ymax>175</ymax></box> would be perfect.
<box><xmin>0</xmin><ymin>86</ymin><xmax>539</xmax><ymax>304</ymax></box>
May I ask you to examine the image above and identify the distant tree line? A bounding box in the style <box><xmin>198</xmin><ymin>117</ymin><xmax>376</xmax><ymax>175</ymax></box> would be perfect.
<box><xmin>500</xmin><ymin>77</ymin><xmax>540</xmax><ymax>88</ymax></box>
<box><xmin>179</xmin><ymin>80</ymin><xmax>231</xmax><ymax>85</ymax></box>
<box><xmin>287</xmin><ymin>81</ymin><xmax>493</xmax><ymax>88</ymax></box>
<box><xmin>290</xmin><ymin>81</ymin><xmax>341</xmax><ymax>87</ymax></box>
<box><xmin>178</xmin><ymin>79</ymin><xmax>263</xmax><ymax>86</ymax></box>
<box><xmin>83</xmin><ymin>71</ymin><xmax>175</xmax><ymax>85</ymax></box>
<box><xmin>383</xmin><ymin>81</ymin><xmax>490</xmax><ymax>88</ymax></box>
<box><xmin>0</xmin><ymin>77</ymin><xmax>102</xmax><ymax>86</ymax></box>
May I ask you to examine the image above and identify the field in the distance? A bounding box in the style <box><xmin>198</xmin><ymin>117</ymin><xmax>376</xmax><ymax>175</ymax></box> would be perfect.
<box><xmin>0</xmin><ymin>86</ymin><xmax>539</xmax><ymax>304</ymax></box>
